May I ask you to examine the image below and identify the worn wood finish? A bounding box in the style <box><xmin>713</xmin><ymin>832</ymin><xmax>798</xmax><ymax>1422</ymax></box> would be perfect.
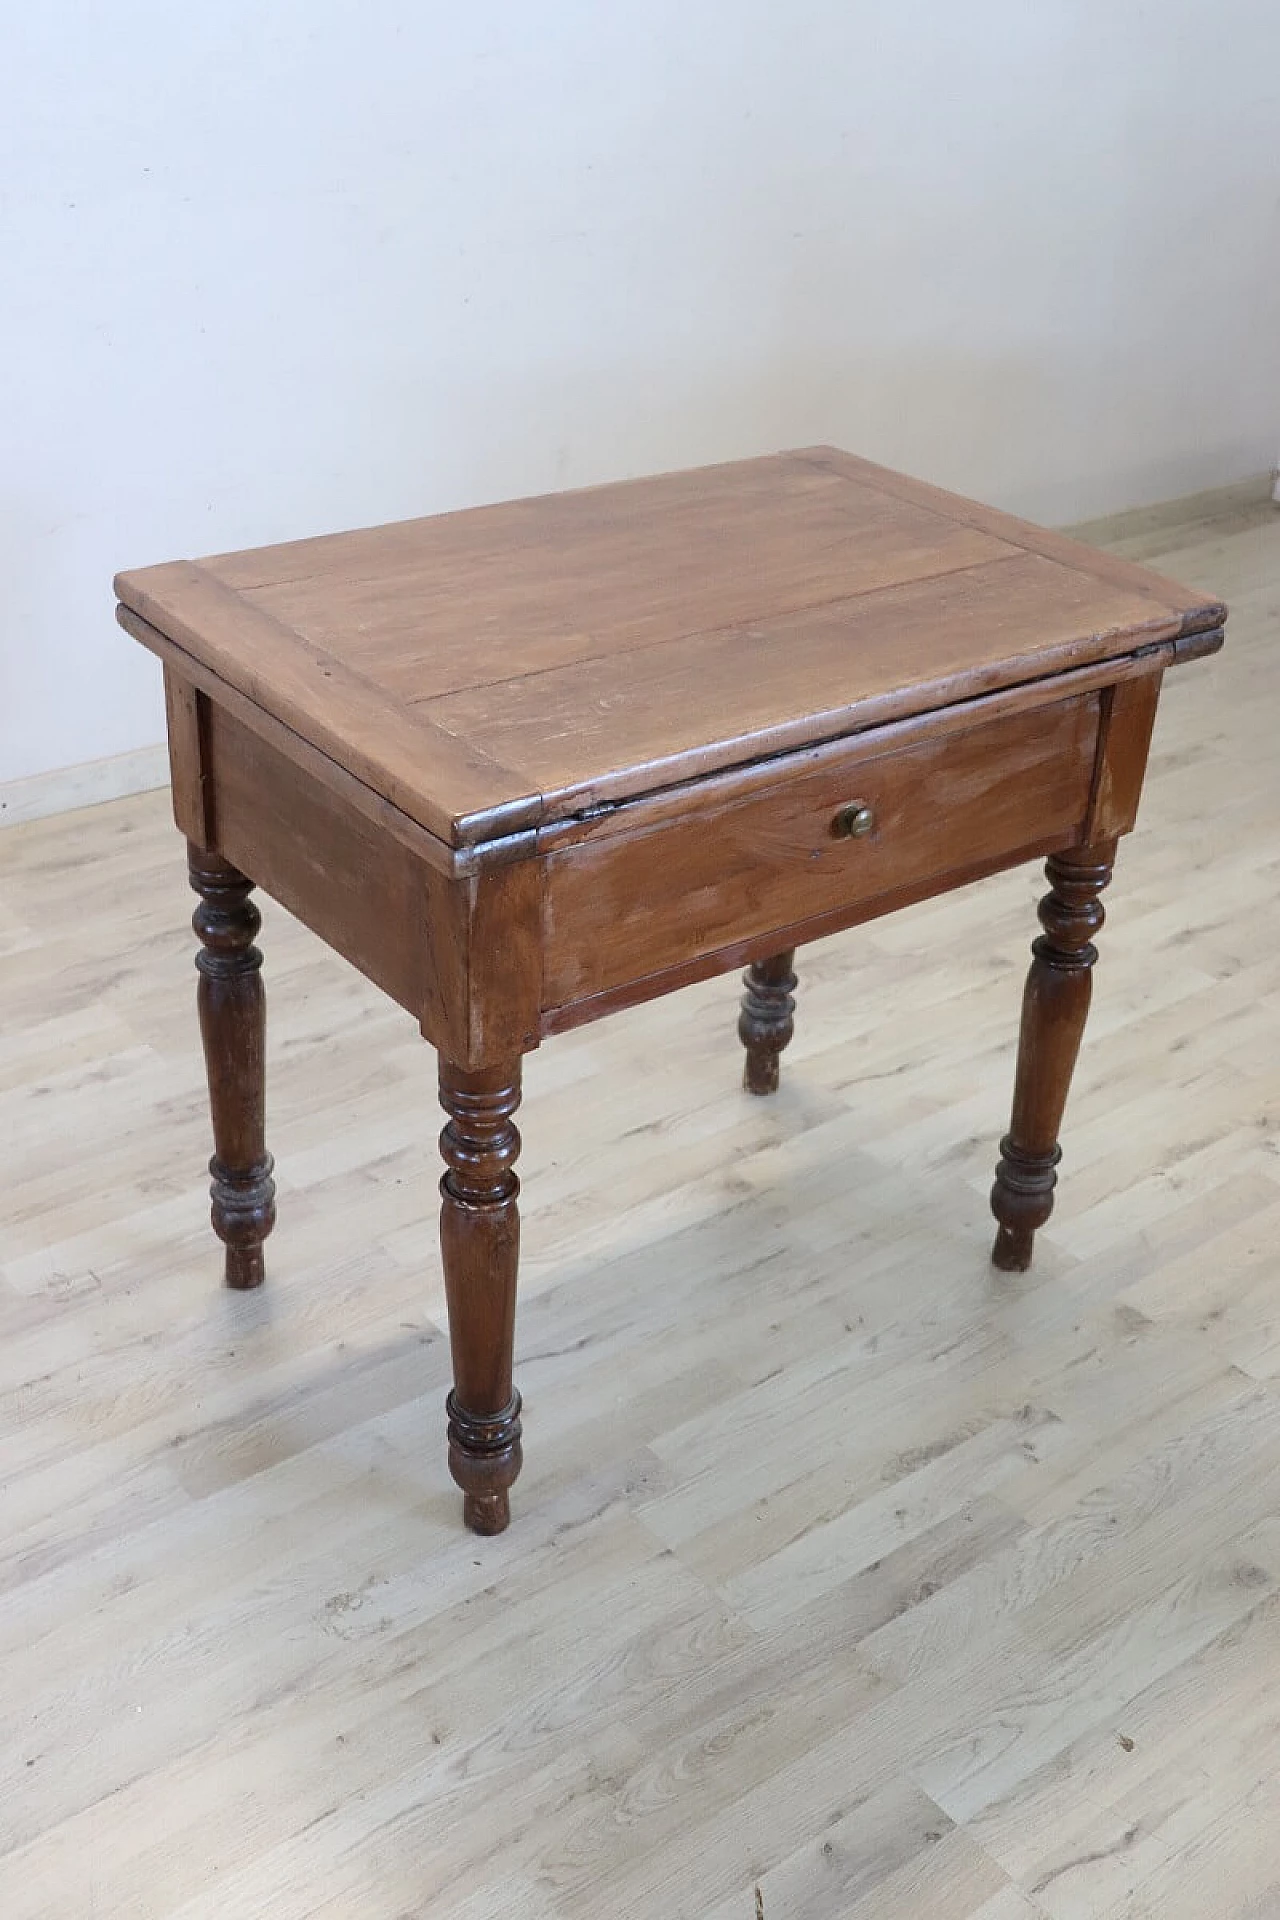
<box><xmin>739</xmin><ymin>952</ymin><xmax>798</xmax><ymax>1095</ymax></box>
<box><xmin>162</xmin><ymin>667</ymin><xmax>212</xmax><ymax>849</ymax></box>
<box><xmin>128</xmin><ymin>615</ymin><xmax>531</xmax><ymax>881</ymax></box>
<box><xmin>118</xmin><ymin>449</ymin><xmax>1225</xmax><ymax>1532</ymax></box>
<box><xmin>115</xmin><ymin>448</ymin><xmax>1225</xmax><ymax>845</ymax></box>
<box><xmin>531</xmin><ymin>645</ymin><xmax>1172</xmax><ymax>860</ymax></box>
<box><xmin>6</xmin><ymin>490</ymin><xmax>1270</xmax><ymax>1917</ymax></box>
<box><xmin>453</xmin><ymin>858</ymin><xmax>544</xmax><ymax>1069</ymax></box>
<box><xmin>421</xmin><ymin>552</ymin><xmax>1180</xmax><ymax>820</ymax></box>
<box><xmin>182</xmin><ymin>694</ymin><xmax>541</xmax><ymax>1072</ymax></box>
<box><xmin>187</xmin><ymin>846</ymin><xmax>276</xmax><ymax>1289</ymax></box>
<box><xmin>543</xmin><ymin>694</ymin><xmax>1099</xmax><ymax>1010</ymax></box>
<box><xmin>990</xmin><ymin>843</ymin><xmax>1117</xmax><ymax>1271</ymax></box>
<box><xmin>540</xmin><ymin>836</ymin><xmax>1110</xmax><ymax>1038</ymax></box>
<box><xmin>799</xmin><ymin>445</ymin><xmax>1229</xmax><ymax>641</ymax></box>
<box><xmin>438</xmin><ymin>1057</ymin><xmax>524</xmax><ymax>1535</ymax></box>
<box><xmin>1084</xmin><ymin>670</ymin><xmax>1164</xmax><ymax>842</ymax></box>
<box><xmin>205</xmin><ymin>699</ymin><xmax>437</xmax><ymax>1025</ymax></box>
<box><xmin>116</xmin><ymin>572</ymin><xmax>538</xmax><ymax>849</ymax></box>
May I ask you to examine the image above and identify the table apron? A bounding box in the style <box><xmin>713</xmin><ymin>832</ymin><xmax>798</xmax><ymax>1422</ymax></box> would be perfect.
<box><xmin>540</xmin><ymin>674</ymin><xmax>1159</xmax><ymax>1019</ymax></box>
<box><xmin>159</xmin><ymin>655</ymin><xmax>1164</xmax><ymax>1065</ymax></box>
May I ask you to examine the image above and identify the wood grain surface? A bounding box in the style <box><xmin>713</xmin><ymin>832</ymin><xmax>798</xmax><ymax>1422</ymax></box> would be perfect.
<box><xmin>116</xmin><ymin>450</ymin><xmax>1225</xmax><ymax>844</ymax></box>
<box><xmin>543</xmin><ymin>692</ymin><xmax>1099</xmax><ymax>1008</ymax></box>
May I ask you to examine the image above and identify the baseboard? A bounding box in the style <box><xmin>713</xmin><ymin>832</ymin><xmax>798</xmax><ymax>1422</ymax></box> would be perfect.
<box><xmin>0</xmin><ymin>743</ymin><xmax>170</xmax><ymax>829</ymax></box>
<box><xmin>1065</xmin><ymin>472</ymin><xmax>1277</xmax><ymax>547</ymax></box>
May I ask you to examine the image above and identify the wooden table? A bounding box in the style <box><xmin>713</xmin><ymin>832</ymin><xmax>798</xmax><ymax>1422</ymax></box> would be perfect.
<box><xmin>116</xmin><ymin>448</ymin><xmax>1226</xmax><ymax>1535</ymax></box>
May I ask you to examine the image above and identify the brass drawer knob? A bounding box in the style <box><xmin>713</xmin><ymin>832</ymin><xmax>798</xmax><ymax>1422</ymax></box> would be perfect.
<box><xmin>833</xmin><ymin>800</ymin><xmax>875</xmax><ymax>839</ymax></box>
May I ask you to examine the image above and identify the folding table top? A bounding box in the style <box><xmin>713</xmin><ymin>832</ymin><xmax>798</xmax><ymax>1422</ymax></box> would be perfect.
<box><xmin>116</xmin><ymin>446</ymin><xmax>1225</xmax><ymax>849</ymax></box>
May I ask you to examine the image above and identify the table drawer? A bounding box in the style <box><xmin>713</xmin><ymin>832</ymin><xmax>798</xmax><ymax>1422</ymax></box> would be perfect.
<box><xmin>543</xmin><ymin>690</ymin><xmax>1101</xmax><ymax>1010</ymax></box>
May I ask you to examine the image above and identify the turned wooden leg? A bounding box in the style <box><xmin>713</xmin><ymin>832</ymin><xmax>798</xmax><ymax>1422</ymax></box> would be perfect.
<box><xmin>438</xmin><ymin>1057</ymin><xmax>524</xmax><ymax>1534</ymax></box>
<box><xmin>739</xmin><ymin>950</ymin><xmax>798</xmax><ymax>1095</ymax></box>
<box><xmin>991</xmin><ymin>842</ymin><xmax>1116</xmax><ymax>1272</ymax></box>
<box><xmin>189</xmin><ymin>846</ymin><xmax>276</xmax><ymax>1290</ymax></box>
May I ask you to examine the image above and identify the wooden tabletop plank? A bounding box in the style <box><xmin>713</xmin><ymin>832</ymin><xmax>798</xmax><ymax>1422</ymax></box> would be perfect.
<box><xmin>221</xmin><ymin>468</ymin><xmax>1017</xmax><ymax>704</ymax></box>
<box><xmin>797</xmin><ymin>447</ymin><xmax>1228</xmax><ymax>635</ymax></box>
<box><xmin>115</xmin><ymin>448</ymin><xmax>1227</xmax><ymax>842</ymax></box>
<box><xmin>113</xmin><ymin>562</ymin><xmax>539</xmax><ymax>845</ymax></box>
<box><xmin>195</xmin><ymin>454</ymin><xmax>874</xmax><ymax>590</ymax></box>
<box><xmin>414</xmin><ymin>550</ymin><xmax>1187</xmax><ymax>817</ymax></box>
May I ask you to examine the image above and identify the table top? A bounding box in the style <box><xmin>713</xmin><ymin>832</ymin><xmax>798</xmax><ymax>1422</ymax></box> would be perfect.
<box><xmin>116</xmin><ymin>446</ymin><xmax>1225</xmax><ymax>850</ymax></box>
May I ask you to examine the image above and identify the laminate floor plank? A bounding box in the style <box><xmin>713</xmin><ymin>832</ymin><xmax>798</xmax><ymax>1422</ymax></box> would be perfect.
<box><xmin>1</xmin><ymin>500</ymin><xmax>1277</xmax><ymax>1915</ymax></box>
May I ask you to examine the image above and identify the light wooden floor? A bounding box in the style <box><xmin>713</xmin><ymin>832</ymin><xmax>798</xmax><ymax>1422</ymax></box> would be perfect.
<box><xmin>2</xmin><ymin>496</ymin><xmax>1279</xmax><ymax>1919</ymax></box>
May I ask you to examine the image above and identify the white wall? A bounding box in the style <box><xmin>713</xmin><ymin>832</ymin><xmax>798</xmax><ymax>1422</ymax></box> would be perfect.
<box><xmin>4</xmin><ymin>0</ymin><xmax>1278</xmax><ymax>785</ymax></box>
